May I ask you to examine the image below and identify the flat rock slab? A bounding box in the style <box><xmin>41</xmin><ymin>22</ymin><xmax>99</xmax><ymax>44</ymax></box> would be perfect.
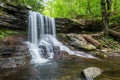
<box><xmin>82</xmin><ymin>67</ymin><xmax>103</xmax><ymax>80</ymax></box>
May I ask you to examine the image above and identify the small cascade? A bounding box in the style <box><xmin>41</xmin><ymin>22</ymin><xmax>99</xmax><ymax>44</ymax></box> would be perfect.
<box><xmin>28</xmin><ymin>11</ymin><xmax>94</xmax><ymax>63</ymax></box>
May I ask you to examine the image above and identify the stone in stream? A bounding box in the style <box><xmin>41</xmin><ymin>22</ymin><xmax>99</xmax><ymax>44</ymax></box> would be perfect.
<box><xmin>53</xmin><ymin>46</ymin><xmax>62</xmax><ymax>60</ymax></box>
<box><xmin>39</xmin><ymin>45</ymin><xmax>49</xmax><ymax>58</ymax></box>
<box><xmin>39</xmin><ymin>45</ymin><xmax>61</xmax><ymax>59</ymax></box>
<box><xmin>81</xmin><ymin>67</ymin><xmax>103</xmax><ymax>80</ymax></box>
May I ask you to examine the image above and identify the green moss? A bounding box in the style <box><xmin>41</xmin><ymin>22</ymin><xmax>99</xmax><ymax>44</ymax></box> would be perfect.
<box><xmin>0</xmin><ymin>28</ymin><xmax>18</xmax><ymax>39</ymax></box>
<box><xmin>57</xmin><ymin>33</ymin><xmax>69</xmax><ymax>41</ymax></box>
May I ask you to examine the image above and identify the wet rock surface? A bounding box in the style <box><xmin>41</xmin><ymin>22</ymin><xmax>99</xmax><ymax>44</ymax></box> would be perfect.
<box><xmin>66</xmin><ymin>33</ymin><xmax>96</xmax><ymax>50</ymax></box>
<box><xmin>81</xmin><ymin>67</ymin><xmax>103</xmax><ymax>80</ymax></box>
<box><xmin>0</xmin><ymin>35</ymin><xmax>30</xmax><ymax>69</ymax></box>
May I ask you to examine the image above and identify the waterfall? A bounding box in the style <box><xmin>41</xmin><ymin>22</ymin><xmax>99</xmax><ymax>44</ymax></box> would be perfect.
<box><xmin>28</xmin><ymin>11</ymin><xmax>95</xmax><ymax>63</ymax></box>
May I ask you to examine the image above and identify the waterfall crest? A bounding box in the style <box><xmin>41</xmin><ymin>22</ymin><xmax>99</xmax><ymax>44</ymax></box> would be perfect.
<box><xmin>28</xmin><ymin>11</ymin><xmax>95</xmax><ymax>63</ymax></box>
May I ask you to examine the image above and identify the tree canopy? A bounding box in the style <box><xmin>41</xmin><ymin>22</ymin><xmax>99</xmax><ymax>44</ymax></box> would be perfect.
<box><xmin>43</xmin><ymin>0</ymin><xmax>120</xmax><ymax>18</ymax></box>
<box><xmin>2</xmin><ymin>0</ymin><xmax>120</xmax><ymax>18</ymax></box>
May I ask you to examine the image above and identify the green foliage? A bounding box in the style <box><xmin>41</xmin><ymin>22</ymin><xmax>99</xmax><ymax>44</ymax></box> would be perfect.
<box><xmin>110</xmin><ymin>14</ymin><xmax>120</xmax><ymax>23</ymax></box>
<box><xmin>0</xmin><ymin>29</ymin><xmax>18</xmax><ymax>39</ymax></box>
<box><xmin>1</xmin><ymin>0</ymin><xmax>44</xmax><ymax>12</ymax></box>
<box><xmin>57</xmin><ymin>33</ymin><xmax>69</xmax><ymax>42</ymax></box>
<box><xmin>43</xmin><ymin>0</ymin><xmax>120</xmax><ymax>19</ymax></box>
<box><xmin>99</xmin><ymin>37</ymin><xmax>119</xmax><ymax>49</ymax></box>
<box><xmin>23</xmin><ymin>0</ymin><xmax>44</xmax><ymax>12</ymax></box>
<box><xmin>43</xmin><ymin>0</ymin><xmax>101</xmax><ymax>18</ymax></box>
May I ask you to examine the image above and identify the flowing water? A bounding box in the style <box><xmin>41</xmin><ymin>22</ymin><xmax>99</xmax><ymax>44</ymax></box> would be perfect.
<box><xmin>0</xmin><ymin>57</ymin><xmax>120</xmax><ymax>80</ymax></box>
<box><xmin>28</xmin><ymin>11</ymin><xmax>94</xmax><ymax>64</ymax></box>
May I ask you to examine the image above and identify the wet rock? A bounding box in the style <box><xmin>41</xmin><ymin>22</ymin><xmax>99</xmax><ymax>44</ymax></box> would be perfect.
<box><xmin>39</xmin><ymin>45</ymin><xmax>49</xmax><ymax>58</ymax></box>
<box><xmin>26</xmin><ymin>5</ymin><xmax>32</xmax><ymax>10</ymax></box>
<box><xmin>109</xmin><ymin>52</ymin><xmax>120</xmax><ymax>57</ymax></box>
<box><xmin>0</xmin><ymin>44</ymin><xmax>30</xmax><ymax>69</ymax></box>
<box><xmin>60</xmin><ymin>51</ymin><xmax>78</xmax><ymax>60</ymax></box>
<box><xmin>39</xmin><ymin>45</ymin><xmax>61</xmax><ymax>59</ymax></box>
<box><xmin>0</xmin><ymin>35</ymin><xmax>30</xmax><ymax>69</ymax></box>
<box><xmin>66</xmin><ymin>33</ymin><xmax>96</xmax><ymax>50</ymax></box>
<box><xmin>81</xmin><ymin>67</ymin><xmax>103</xmax><ymax>80</ymax></box>
<box><xmin>53</xmin><ymin>46</ymin><xmax>61</xmax><ymax>60</ymax></box>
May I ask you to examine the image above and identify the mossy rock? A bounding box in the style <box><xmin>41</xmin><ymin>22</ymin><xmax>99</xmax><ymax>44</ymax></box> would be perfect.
<box><xmin>80</xmin><ymin>43</ymin><xmax>96</xmax><ymax>51</ymax></box>
<box><xmin>57</xmin><ymin>33</ymin><xmax>69</xmax><ymax>41</ymax></box>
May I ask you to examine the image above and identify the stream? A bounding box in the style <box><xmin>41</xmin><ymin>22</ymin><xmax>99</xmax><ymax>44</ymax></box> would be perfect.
<box><xmin>0</xmin><ymin>57</ymin><xmax>120</xmax><ymax>80</ymax></box>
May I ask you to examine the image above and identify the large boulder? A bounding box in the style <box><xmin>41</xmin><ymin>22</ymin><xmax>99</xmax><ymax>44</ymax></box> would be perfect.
<box><xmin>81</xmin><ymin>67</ymin><xmax>103</xmax><ymax>80</ymax></box>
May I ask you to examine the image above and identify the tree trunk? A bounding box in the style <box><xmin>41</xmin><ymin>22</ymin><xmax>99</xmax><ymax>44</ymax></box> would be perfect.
<box><xmin>101</xmin><ymin>0</ymin><xmax>109</xmax><ymax>38</ymax></box>
<box><xmin>106</xmin><ymin>0</ymin><xmax>112</xmax><ymax>16</ymax></box>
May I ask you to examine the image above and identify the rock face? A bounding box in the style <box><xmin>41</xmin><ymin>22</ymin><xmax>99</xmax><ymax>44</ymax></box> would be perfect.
<box><xmin>81</xmin><ymin>67</ymin><xmax>103</xmax><ymax>80</ymax></box>
<box><xmin>0</xmin><ymin>3</ymin><xmax>31</xmax><ymax>68</ymax></box>
<box><xmin>0</xmin><ymin>3</ymin><xmax>28</xmax><ymax>30</ymax></box>
<box><xmin>55</xmin><ymin>18</ymin><xmax>84</xmax><ymax>33</ymax></box>
<box><xmin>0</xmin><ymin>35</ymin><xmax>30</xmax><ymax>69</ymax></box>
<box><xmin>55</xmin><ymin>18</ymin><xmax>103</xmax><ymax>33</ymax></box>
<box><xmin>58</xmin><ymin>33</ymin><xmax>96</xmax><ymax>51</ymax></box>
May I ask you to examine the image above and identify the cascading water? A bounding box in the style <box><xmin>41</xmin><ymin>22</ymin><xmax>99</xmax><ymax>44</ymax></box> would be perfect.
<box><xmin>28</xmin><ymin>11</ymin><xmax>95</xmax><ymax>63</ymax></box>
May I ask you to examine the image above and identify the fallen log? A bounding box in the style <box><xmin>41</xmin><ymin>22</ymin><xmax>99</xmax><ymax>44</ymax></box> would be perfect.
<box><xmin>90</xmin><ymin>32</ymin><xmax>103</xmax><ymax>37</ymax></box>
<box><xmin>83</xmin><ymin>34</ymin><xmax>101</xmax><ymax>48</ymax></box>
<box><xmin>108</xmin><ymin>29</ymin><xmax>120</xmax><ymax>38</ymax></box>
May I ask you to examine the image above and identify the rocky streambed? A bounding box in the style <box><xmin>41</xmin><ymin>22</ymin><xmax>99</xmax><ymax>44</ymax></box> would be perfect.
<box><xmin>0</xmin><ymin>56</ymin><xmax>120</xmax><ymax>80</ymax></box>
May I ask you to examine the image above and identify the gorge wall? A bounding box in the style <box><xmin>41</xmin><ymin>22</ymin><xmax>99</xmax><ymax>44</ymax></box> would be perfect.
<box><xmin>0</xmin><ymin>3</ymin><xmax>103</xmax><ymax>33</ymax></box>
<box><xmin>0</xmin><ymin>3</ymin><xmax>30</xmax><ymax>69</ymax></box>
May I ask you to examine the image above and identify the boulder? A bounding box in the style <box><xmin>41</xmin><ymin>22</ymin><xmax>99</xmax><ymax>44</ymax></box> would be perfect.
<box><xmin>39</xmin><ymin>45</ymin><xmax>61</xmax><ymax>59</ymax></box>
<box><xmin>81</xmin><ymin>67</ymin><xmax>103</xmax><ymax>80</ymax></box>
<box><xmin>53</xmin><ymin>46</ymin><xmax>61</xmax><ymax>60</ymax></box>
<box><xmin>66</xmin><ymin>33</ymin><xmax>96</xmax><ymax>50</ymax></box>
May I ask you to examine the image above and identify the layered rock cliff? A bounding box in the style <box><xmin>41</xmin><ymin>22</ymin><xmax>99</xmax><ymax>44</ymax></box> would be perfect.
<box><xmin>0</xmin><ymin>3</ymin><xmax>30</xmax><ymax>68</ymax></box>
